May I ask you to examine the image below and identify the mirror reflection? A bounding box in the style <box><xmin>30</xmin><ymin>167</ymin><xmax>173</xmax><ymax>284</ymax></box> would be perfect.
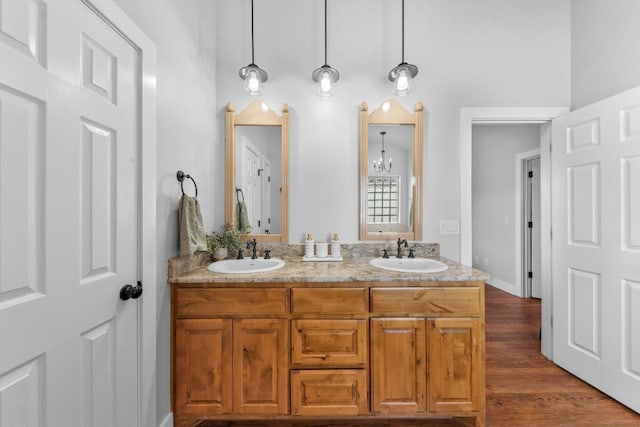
<box><xmin>235</xmin><ymin>126</ymin><xmax>282</xmax><ymax>234</ymax></box>
<box><xmin>359</xmin><ymin>100</ymin><xmax>423</xmax><ymax>241</ymax></box>
<box><xmin>225</xmin><ymin>101</ymin><xmax>289</xmax><ymax>242</ymax></box>
<box><xmin>367</xmin><ymin>125</ymin><xmax>414</xmax><ymax>234</ymax></box>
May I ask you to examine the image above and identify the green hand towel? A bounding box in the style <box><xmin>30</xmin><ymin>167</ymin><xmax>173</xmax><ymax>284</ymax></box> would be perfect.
<box><xmin>236</xmin><ymin>200</ymin><xmax>252</xmax><ymax>233</ymax></box>
<box><xmin>179</xmin><ymin>194</ymin><xmax>207</xmax><ymax>256</ymax></box>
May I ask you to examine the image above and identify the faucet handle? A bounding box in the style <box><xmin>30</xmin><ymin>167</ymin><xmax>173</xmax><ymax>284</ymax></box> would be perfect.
<box><xmin>408</xmin><ymin>248</ymin><xmax>415</xmax><ymax>258</ymax></box>
<box><xmin>382</xmin><ymin>249</ymin><xmax>389</xmax><ymax>258</ymax></box>
<box><xmin>264</xmin><ymin>249</ymin><xmax>271</xmax><ymax>259</ymax></box>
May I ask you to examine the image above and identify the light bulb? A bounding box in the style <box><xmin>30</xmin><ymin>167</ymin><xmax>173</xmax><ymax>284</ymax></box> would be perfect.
<box><xmin>394</xmin><ymin>68</ymin><xmax>411</xmax><ymax>96</ymax></box>
<box><xmin>319</xmin><ymin>70</ymin><xmax>334</xmax><ymax>97</ymax></box>
<box><xmin>245</xmin><ymin>69</ymin><xmax>262</xmax><ymax>96</ymax></box>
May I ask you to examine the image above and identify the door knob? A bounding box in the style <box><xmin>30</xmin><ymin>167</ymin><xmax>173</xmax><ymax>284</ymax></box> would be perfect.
<box><xmin>120</xmin><ymin>281</ymin><xmax>142</xmax><ymax>300</ymax></box>
<box><xmin>131</xmin><ymin>281</ymin><xmax>143</xmax><ymax>299</ymax></box>
<box><xmin>120</xmin><ymin>284</ymin><xmax>133</xmax><ymax>300</ymax></box>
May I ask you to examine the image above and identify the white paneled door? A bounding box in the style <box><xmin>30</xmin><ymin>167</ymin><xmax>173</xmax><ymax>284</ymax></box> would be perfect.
<box><xmin>552</xmin><ymin>86</ymin><xmax>640</xmax><ymax>412</ymax></box>
<box><xmin>0</xmin><ymin>0</ymin><xmax>145</xmax><ymax>425</ymax></box>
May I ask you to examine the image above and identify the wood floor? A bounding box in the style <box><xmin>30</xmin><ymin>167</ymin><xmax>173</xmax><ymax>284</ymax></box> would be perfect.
<box><xmin>485</xmin><ymin>285</ymin><xmax>639</xmax><ymax>426</ymax></box>
<box><xmin>198</xmin><ymin>285</ymin><xmax>640</xmax><ymax>427</ymax></box>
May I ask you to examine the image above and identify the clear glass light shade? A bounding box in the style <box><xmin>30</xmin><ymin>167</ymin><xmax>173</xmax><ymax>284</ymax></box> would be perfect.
<box><xmin>388</xmin><ymin>62</ymin><xmax>418</xmax><ymax>97</ymax></box>
<box><xmin>312</xmin><ymin>65</ymin><xmax>339</xmax><ymax>97</ymax></box>
<box><xmin>239</xmin><ymin>64</ymin><xmax>268</xmax><ymax>97</ymax></box>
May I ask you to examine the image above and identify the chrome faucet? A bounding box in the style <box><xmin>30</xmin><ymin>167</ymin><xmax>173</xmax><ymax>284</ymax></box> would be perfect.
<box><xmin>246</xmin><ymin>238</ymin><xmax>258</xmax><ymax>259</ymax></box>
<box><xmin>396</xmin><ymin>238</ymin><xmax>408</xmax><ymax>258</ymax></box>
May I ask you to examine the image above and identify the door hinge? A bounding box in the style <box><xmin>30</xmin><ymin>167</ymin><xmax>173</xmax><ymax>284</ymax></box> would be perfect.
<box><xmin>528</xmin><ymin>171</ymin><xmax>534</xmax><ymax>178</ymax></box>
<box><xmin>268</xmin><ymin>176</ymin><xmax>271</xmax><ymax>182</ymax></box>
<box><xmin>528</xmin><ymin>271</ymin><xmax>533</xmax><ymax>279</ymax></box>
<box><xmin>258</xmin><ymin>220</ymin><xmax>261</xmax><ymax>227</ymax></box>
<box><xmin>528</xmin><ymin>221</ymin><xmax>533</xmax><ymax>228</ymax></box>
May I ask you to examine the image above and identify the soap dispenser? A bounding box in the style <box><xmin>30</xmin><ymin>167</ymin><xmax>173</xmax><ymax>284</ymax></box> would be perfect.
<box><xmin>304</xmin><ymin>233</ymin><xmax>314</xmax><ymax>258</ymax></box>
<box><xmin>330</xmin><ymin>232</ymin><xmax>341</xmax><ymax>258</ymax></box>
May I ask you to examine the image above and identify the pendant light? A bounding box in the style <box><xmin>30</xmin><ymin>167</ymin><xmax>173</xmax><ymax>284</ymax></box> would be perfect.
<box><xmin>239</xmin><ymin>0</ymin><xmax>268</xmax><ymax>96</ymax></box>
<box><xmin>388</xmin><ymin>0</ymin><xmax>418</xmax><ymax>96</ymax></box>
<box><xmin>373</xmin><ymin>131</ymin><xmax>392</xmax><ymax>173</ymax></box>
<box><xmin>312</xmin><ymin>0</ymin><xmax>339</xmax><ymax>97</ymax></box>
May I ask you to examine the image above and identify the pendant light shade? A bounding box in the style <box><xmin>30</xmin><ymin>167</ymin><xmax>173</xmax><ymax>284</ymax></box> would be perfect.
<box><xmin>239</xmin><ymin>0</ymin><xmax>268</xmax><ymax>96</ymax></box>
<box><xmin>312</xmin><ymin>0</ymin><xmax>339</xmax><ymax>97</ymax></box>
<box><xmin>388</xmin><ymin>0</ymin><xmax>418</xmax><ymax>96</ymax></box>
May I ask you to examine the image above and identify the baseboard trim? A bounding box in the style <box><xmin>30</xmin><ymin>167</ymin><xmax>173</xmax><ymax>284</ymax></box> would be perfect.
<box><xmin>486</xmin><ymin>277</ymin><xmax>520</xmax><ymax>297</ymax></box>
<box><xmin>158</xmin><ymin>412</ymin><xmax>173</xmax><ymax>427</ymax></box>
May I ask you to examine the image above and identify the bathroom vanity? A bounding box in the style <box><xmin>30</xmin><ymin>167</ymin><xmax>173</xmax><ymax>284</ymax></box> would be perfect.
<box><xmin>169</xmin><ymin>255</ymin><xmax>489</xmax><ymax>427</ymax></box>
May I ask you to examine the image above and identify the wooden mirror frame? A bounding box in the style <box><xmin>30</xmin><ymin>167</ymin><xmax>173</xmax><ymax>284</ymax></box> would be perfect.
<box><xmin>225</xmin><ymin>101</ymin><xmax>289</xmax><ymax>242</ymax></box>
<box><xmin>359</xmin><ymin>99</ymin><xmax>423</xmax><ymax>241</ymax></box>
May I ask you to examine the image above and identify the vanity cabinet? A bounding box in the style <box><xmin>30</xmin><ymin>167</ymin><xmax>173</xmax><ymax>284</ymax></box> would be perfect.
<box><xmin>172</xmin><ymin>287</ymin><xmax>289</xmax><ymax>422</ymax></box>
<box><xmin>171</xmin><ymin>281</ymin><xmax>485</xmax><ymax>427</ymax></box>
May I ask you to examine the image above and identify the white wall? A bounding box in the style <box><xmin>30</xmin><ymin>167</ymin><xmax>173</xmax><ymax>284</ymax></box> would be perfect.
<box><xmin>471</xmin><ymin>124</ymin><xmax>540</xmax><ymax>292</ymax></box>
<box><xmin>571</xmin><ymin>0</ymin><xmax>640</xmax><ymax>109</ymax></box>
<box><xmin>112</xmin><ymin>0</ymin><xmax>217</xmax><ymax>423</ymax></box>
<box><xmin>215</xmin><ymin>0</ymin><xmax>570</xmax><ymax>260</ymax></box>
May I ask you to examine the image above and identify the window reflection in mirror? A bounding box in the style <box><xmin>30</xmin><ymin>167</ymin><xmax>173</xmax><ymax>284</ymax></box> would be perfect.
<box><xmin>225</xmin><ymin>101</ymin><xmax>289</xmax><ymax>243</ymax></box>
<box><xmin>360</xmin><ymin>100</ymin><xmax>423</xmax><ymax>241</ymax></box>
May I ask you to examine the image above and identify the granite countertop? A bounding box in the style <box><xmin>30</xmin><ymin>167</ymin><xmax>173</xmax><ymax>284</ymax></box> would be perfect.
<box><xmin>169</xmin><ymin>254</ymin><xmax>490</xmax><ymax>285</ymax></box>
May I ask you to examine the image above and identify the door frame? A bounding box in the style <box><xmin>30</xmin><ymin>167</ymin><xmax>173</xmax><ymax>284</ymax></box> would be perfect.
<box><xmin>460</xmin><ymin>107</ymin><xmax>566</xmax><ymax>358</ymax></box>
<box><xmin>83</xmin><ymin>1</ymin><xmax>157</xmax><ymax>426</ymax></box>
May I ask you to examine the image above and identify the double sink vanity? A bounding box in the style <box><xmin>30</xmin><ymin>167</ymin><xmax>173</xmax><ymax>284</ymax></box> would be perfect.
<box><xmin>168</xmin><ymin>99</ymin><xmax>488</xmax><ymax>426</ymax></box>
<box><xmin>168</xmin><ymin>247</ymin><xmax>489</xmax><ymax>427</ymax></box>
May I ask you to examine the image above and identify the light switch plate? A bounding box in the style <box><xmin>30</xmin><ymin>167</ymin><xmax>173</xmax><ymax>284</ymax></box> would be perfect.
<box><xmin>439</xmin><ymin>219</ymin><xmax>460</xmax><ymax>235</ymax></box>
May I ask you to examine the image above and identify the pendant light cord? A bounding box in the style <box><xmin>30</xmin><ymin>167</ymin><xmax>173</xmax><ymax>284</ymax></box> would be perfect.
<box><xmin>324</xmin><ymin>0</ymin><xmax>328</xmax><ymax>66</ymax></box>
<box><xmin>401</xmin><ymin>0</ymin><xmax>405</xmax><ymax>63</ymax></box>
<box><xmin>251</xmin><ymin>0</ymin><xmax>255</xmax><ymax>64</ymax></box>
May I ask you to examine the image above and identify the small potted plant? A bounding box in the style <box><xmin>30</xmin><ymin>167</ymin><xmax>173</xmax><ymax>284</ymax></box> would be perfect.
<box><xmin>206</xmin><ymin>223</ymin><xmax>244</xmax><ymax>261</ymax></box>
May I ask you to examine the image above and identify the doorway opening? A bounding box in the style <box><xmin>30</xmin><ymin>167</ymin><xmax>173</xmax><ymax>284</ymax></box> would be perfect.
<box><xmin>460</xmin><ymin>106</ymin><xmax>567</xmax><ymax>358</ymax></box>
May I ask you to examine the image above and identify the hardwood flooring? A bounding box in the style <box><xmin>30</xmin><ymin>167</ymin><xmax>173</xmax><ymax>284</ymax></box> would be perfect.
<box><xmin>197</xmin><ymin>285</ymin><xmax>640</xmax><ymax>427</ymax></box>
<box><xmin>485</xmin><ymin>285</ymin><xmax>639</xmax><ymax>426</ymax></box>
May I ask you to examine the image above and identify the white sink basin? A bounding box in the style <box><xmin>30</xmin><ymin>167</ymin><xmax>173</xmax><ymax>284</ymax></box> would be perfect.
<box><xmin>207</xmin><ymin>258</ymin><xmax>285</xmax><ymax>274</ymax></box>
<box><xmin>369</xmin><ymin>257</ymin><xmax>448</xmax><ymax>273</ymax></box>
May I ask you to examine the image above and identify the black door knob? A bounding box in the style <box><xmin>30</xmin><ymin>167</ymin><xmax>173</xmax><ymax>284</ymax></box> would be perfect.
<box><xmin>131</xmin><ymin>281</ymin><xmax>143</xmax><ymax>299</ymax></box>
<box><xmin>120</xmin><ymin>284</ymin><xmax>133</xmax><ymax>300</ymax></box>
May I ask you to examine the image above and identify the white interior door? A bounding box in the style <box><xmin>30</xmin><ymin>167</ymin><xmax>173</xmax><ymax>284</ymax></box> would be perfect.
<box><xmin>552</xmin><ymin>86</ymin><xmax>640</xmax><ymax>413</ymax></box>
<box><xmin>239</xmin><ymin>138</ymin><xmax>262</xmax><ymax>233</ymax></box>
<box><xmin>525</xmin><ymin>156</ymin><xmax>542</xmax><ymax>298</ymax></box>
<box><xmin>0</xmin><ymin>0</ymin><xmax>143</xmax><ymax>425</ymax></box>
<box><xmin>261</xmin><ymin>156</ymin><xmax>272</xmax><ymax>233</ymax></box>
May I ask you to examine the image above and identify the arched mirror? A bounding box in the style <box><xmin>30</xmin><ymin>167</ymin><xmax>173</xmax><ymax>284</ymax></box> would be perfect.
<box><xmin>359</xmin><ymin>99</ymin><xmax>423</xmax><ymax>241</ymax></box>
<box><xmin>225</xmin><ymin>101</ymin><xmax>289</xmax><ymax>242</ymax></box>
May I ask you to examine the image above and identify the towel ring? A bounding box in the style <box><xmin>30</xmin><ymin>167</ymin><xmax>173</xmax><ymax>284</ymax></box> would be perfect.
<box><xmin>177</xmin><ymin>170</ymin><xmax>198</xmax><ymax>197</ymax></box>
<box><xmin>235</xmin><ymin>187</ymin><xmax>245</xmax><ymax>203</ymax></box>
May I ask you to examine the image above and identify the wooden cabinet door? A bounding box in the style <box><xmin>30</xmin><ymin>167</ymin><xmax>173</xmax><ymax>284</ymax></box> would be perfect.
<box><xmin>428</xmin><ymin>318</ymin><xmax>483</xmax><ymax>412</ymax></box>
<box><xmin>175</xmin><ymin>319</ymin><xmax>233</xmax><ymax>414</ymax></box>
<box><xmin>233</xmin><ymin>318</ymin><xmax>289</xmax><ymax>414</ymax></box>
<box><xmin>371</xmin><ymin>318</ymin><xmax>426</xmax><ymax>413</ymax></box>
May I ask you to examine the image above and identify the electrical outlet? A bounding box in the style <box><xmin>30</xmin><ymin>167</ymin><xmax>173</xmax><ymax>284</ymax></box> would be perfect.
<box><xmin>439</xmin><ymin>219</ymin><xmax>460</xmax><ymax>235</ymax></box>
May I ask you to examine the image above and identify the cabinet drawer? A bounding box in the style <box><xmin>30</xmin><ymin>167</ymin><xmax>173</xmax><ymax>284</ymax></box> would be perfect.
<box><xmin>175</xmin><ymin>288</ymin><xmax>288</xmax><ymax>316</ymax></box>
<box><xmin>292</xmin><ymin>319</ymin><xmax>367</xmax><ymax>366</ymax></box>
<box><xmin>371</xmin><ymin>287</ymin><xmax>481</xmax><ymax>316</ymax></box>
<box><xmin>291</xmin><ymin>370</ymin><xmax>367</xmax><ymax>416</ymax></box>
<box><xmin>291</xmin><ymin>288</ymin><xmax>367</xmax><ymax>314</ymax></box>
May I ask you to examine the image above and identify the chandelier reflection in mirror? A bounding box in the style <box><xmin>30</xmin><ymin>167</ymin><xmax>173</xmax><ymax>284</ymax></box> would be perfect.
<box><xmin>373</xmin><ymin>131</ymin><xmax>392</xmax><ymax>173</ymax></box>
